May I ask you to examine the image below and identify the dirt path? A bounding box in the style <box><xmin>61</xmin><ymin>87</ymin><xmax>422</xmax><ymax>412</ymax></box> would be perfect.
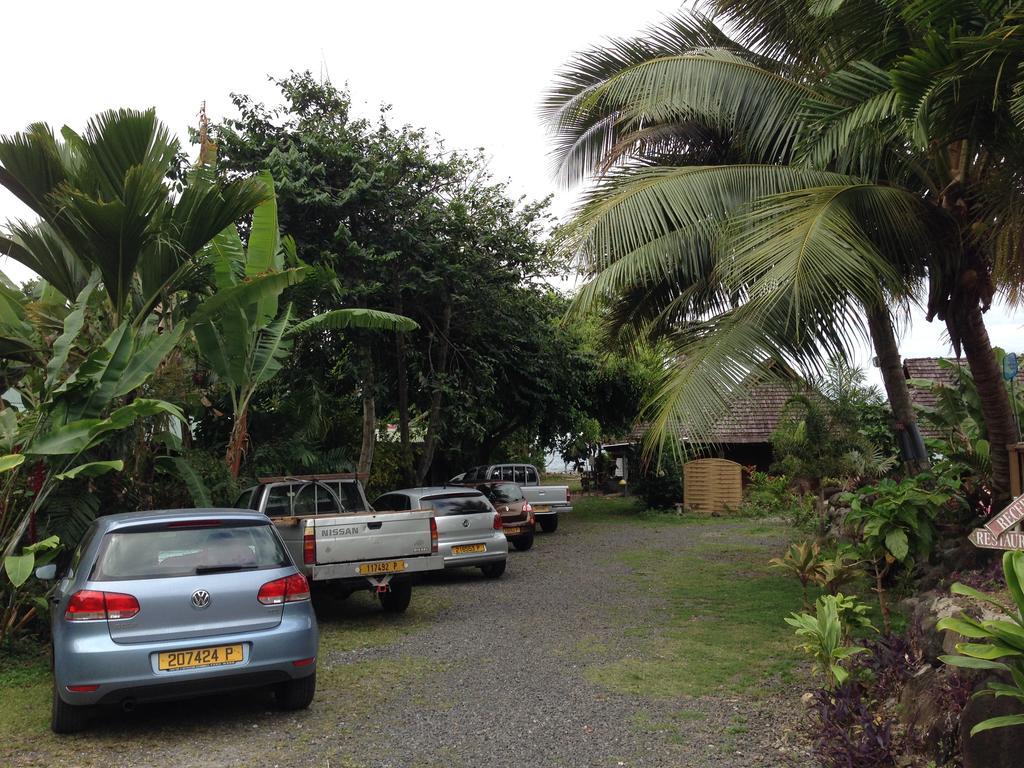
<box><xmin>4</xmin><ymin>511</ymin><xmax>813</xmax><ymax>768</ymax></box>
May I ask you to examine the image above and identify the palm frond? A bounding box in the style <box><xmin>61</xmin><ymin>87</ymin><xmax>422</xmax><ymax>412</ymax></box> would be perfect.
<box><xmin>543</xmin><ymin>12</ymin><xmax>814</xmax><ymax>183</ymax></box>
<box><xmin>289</xmin><ymin>308</ymin><xmax>419</xmax><ymax>335</ymax></box>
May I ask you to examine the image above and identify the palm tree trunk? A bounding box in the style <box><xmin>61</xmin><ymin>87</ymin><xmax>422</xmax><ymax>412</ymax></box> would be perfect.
<box><xmin>865</xmin><ymin>304</ymin><xmax>929</xmax><ymax>473</ymax></box>
<box><xmin>357</xmin><ymin>357</ymin><xmax>375</xmax><ymax>478</ymax></box>
<box><xmin>958</xmin><ymin>303</ymin><xmax>1016</xmax><ymax>502</ymax></box>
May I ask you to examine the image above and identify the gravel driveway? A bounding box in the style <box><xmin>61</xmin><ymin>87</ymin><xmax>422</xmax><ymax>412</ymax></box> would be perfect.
<box><xmin>5</xmin><ymin>510</ymin><xmax>813</xmax><ymax>768</ymax></box>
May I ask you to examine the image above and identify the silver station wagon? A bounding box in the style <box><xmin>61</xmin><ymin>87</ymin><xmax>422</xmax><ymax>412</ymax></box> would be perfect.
<box><xmin>372</xmin><ymin>488</ymin><xmax>508</xmax><ymax>578</ymax></box>
<box><xmin>41</xmin><ymin>509</ymin><xmax>319</xmax><ymax>733</ymax></box>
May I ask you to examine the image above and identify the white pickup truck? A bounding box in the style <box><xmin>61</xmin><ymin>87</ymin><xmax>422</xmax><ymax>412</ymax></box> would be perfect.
<box><xmin>451</xmin><ymin>464</ymin><xmax>572</xmax><ymax>532</ymax></box>
<box><xmin>234</xmin><ymin>474</ymin><xmax>445</xmax><ymax>612</ymax></box>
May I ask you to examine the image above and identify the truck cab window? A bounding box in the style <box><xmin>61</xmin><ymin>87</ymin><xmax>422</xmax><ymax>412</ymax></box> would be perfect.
<box><xmin>526</xmin><ymin>466</ymin><xmax>538</xmax><ymax>484</ymax></box>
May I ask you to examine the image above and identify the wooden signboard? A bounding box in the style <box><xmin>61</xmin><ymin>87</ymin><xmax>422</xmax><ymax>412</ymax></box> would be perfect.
<box><xmin>970</xmin><ymin>494</ymin><xmax>1024</xmax><ymax>551</ymax></box>
<box><xmin>983</xmin><ymin>494</ymin><xmax>1024</xmax><ymax>537</ymax></box>
<box><xmin>970</xmin><ymin>527</ymin><xmax>1024</xmax><ymax>551</ymax></box>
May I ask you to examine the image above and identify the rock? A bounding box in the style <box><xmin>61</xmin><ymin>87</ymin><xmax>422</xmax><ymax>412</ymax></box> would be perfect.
<box><xmin>910</xmin><ymin>591</ymin><xmax>1003</xmax><ymax>665</ymax></box>
<box><xmin>916</xmin><ymin>565</ymin><xmax>946</xmax><ymax>591</ymax></box>
<box><xmin>961</xmin><ymin>681</ymin><xmax>1024</xmax><ymax>768</ymax></box>
<box><xmin>937</xmin><ymin>541</ymin><xmax>982</xmax><ymax>574</ymax></box>
<box><xmin>800</xmin><ymin>692</ymin><xmax>815</xmax><ymax>708</ymax></box>
<box><xmin>909</xmin><ymin>590</ymin><xmax>945</xmax><ymax>663</ymax></box>
<box><xmin>899</xmin><ymin>665</ymin><xmax>959</xmax><ymax>762</ymax></box>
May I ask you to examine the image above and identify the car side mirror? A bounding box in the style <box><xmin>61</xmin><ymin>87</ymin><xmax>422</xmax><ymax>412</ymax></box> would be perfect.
<box><xmin>35</xmin><ymin>564</ymin><xmax>57</xmax><ymax>581</ymax></box>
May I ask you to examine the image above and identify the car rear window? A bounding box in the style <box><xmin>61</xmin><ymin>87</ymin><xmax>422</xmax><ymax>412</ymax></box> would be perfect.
<box><xmin>479</xmin><ymin>484</ymin><xmax>522</xmax><ymax>504</ymax></box>
<box><xmin>92</xmin><ymin>522</ymin><xmax>290</xmax><ymax>580</ymax></box>
<box><xmin>422</xmin><ymin>495</ymin><xmax>492</xmax><ymax>516</ymax></box>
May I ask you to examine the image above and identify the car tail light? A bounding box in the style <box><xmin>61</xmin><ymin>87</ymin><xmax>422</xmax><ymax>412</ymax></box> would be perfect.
<box><xmin>66</xmin><ymin>684</ymin><xmax>100</xmax><ymax>693</ymax></box>
<box><xmin>292</xmin><ymin>657</ymin><xmax>316</xmax><ymax>667</ymax></box>
<box><xmin>258</xmin><ymin>573</ymin><xmax>311</xmax><ymax>605</ymax></box>
<box><xmin>303</xmin><ymin>525</ymin><xmax>315</xmax><ymax>565</ymax></box>
<box><xmin>523</xmin><ymin>502</ymin><xmax>533</xmax><ymax>514</ymax></box>
<box><xmin>65</xmin><ymin>590</ymin><xmax>139</xmax><ymax>622</ymax></box>
<box><xmin>430</xmin><ymin>517</ymin><xmax>438</xmax><ymax>553</ymax></box>
<box><xmin>566</xmin><ymin>489</ymin><xmax>571</xmax><ymax>503</ymax></box>
<box><xmin>104</xmin><ymin>592</ymin><xmax>141</xmax><ymax>620</ymax></box>
<box><xmin>493</xmin><ymin>512</ymin><xmax>503</xmax><ymax>530</ymax></box>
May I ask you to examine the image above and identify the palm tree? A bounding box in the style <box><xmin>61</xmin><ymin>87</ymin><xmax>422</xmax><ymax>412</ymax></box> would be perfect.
<box><xmin>544</xmin><ymin>3</ymin><xmax>1022</xmax><ymax>497</ymax></box>
<box><xmin>0</xmin><ymin>109</ymin><xmax>268</xmax><ymax>327</ymax></box>
<box><xmin>0</xmin><ymin>109</ymin><xmax>267</xmax><ymax>557</ymax></box>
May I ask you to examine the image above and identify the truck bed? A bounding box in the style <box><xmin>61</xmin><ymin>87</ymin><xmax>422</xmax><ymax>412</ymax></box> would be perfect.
<box><xmin>275</xmin><ymin>508</ymin><xmax>443</xmax><ymax>583</ymax></box>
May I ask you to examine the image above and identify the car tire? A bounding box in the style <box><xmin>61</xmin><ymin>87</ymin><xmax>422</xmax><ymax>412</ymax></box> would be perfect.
<box><xmin>379</xmin><ymin>579</ymin><xmax>412</xmax><ymax>613</ymax></box>
<box><xmin>480</xmin><ymin>560</ymin><xmax>506</xmax><ymax>579</ymax></box>
<box><xmin>513</xmin><ymin>530</ymin><xmax>535</xmax><ymax>551</ymax></box>
<box><xmin>51</xmin><ymin>684</ymin><xmax>90</xmax><ymax>734</ymax></box>
<box><xmin>277</xmin><ymin>671</ymin><xmax>316</xmax><ymax>711</ymax></box>
<box><xmin>538</xmin><ymin>515</ymin><xmax>559</xmax><ymax>533</ymax></box>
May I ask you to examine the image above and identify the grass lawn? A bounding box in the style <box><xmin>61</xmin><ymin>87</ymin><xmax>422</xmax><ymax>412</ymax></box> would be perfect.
<box><xmin>573</xmin><ymin>500</ymin><xmax>808</xmax><ymax>698</ymax></box>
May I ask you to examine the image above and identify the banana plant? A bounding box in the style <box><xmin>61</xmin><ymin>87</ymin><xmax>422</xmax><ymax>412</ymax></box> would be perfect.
<box><xmin>939</xmin><ymin>551</ymin><xmax>1024</xmax><ymax>736</ymax></box>
<box><xmin>1</xmin><ymin>534</ymin><xmax>60</xmax><ymax>645</ymax></box>
<box><xmin>193</xmin><ymin>173</ymin><xmax>417</xmax><ymax>478</ymax></box>
<box><xmin>0</xmin><ymin>266</ymin><xmax>185</xmax><ymax>561</ymax></box>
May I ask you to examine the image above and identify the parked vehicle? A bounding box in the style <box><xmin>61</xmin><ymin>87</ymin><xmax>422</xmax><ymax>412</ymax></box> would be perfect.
<box><xmin>372</xmin><ymin>488</ymin><xmax>508</xmax><ymax>578</ymax></box>
<box><xmin>450</xmin><ymin>464</ymin><xmax>571</xmax><ymax>533</ymax></box>
<box><xmin>237</xmin><ymin>473</ymin><xmax>372</xmax><ymax>515</ymax></box>
<box><xmin>458</xmin><ymin>482</ymin><xmax>535</xmax><ymax>551</ymax></box>
<box><xmin>235</xmin><ymin>474</ymin><xmax>444</xmax><ymax>611</ymax></box>
<box><xmin>39</xmin><ymin>509</ymin><xmax>319</xmax><ymax>734</ymax></box>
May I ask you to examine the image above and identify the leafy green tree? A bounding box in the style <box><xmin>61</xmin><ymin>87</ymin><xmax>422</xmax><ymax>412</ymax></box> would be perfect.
<box><xmin>842</xmin><ymin>466</ymin><xmax>964</xmax><ymax>631</ymax></box>
<box><xmin>209</xmin><ymin>75</ymin><xmax>624</xmax><ymax>485</ymax></box>
<box><xmin>544</xmin><ymin>3</ymin><xmax>1022</xmax><ymax>498</ymax></box>
<box><xmin>192</xmin><ymin>172</ymin><xmax>416</xmax><ymax>478</ymax></box>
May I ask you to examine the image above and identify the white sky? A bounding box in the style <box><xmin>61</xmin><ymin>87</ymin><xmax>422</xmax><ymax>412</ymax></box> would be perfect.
<box><xmin>2</xmin><ymin>0</ymin><xmax>1020</xmax><ymax>387</ymax></box>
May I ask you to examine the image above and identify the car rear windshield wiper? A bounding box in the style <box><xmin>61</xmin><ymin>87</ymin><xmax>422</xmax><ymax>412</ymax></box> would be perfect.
<box><xmin>194</xmin><ymin>565</ymin><xmax>259</xmax><ymax>575</ymax></box>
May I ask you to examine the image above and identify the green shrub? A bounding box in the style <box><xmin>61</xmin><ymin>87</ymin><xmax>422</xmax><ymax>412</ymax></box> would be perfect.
<box><xmin>939</xmin><ymin>551</ymin><xmax>1024</xmax><ymax>736</ymax></box>
<box><xmin>786</xmin><ymin>594</ymin><xmax>871</xmax><ymax>688</ymax></box>
<box><xmin>635</xmin><ymin>460</ymin><xmax>682</xmax><ymax>510</ymax></box>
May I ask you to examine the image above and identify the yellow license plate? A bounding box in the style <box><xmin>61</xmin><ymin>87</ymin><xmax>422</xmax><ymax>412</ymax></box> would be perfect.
<box><xmin>158</xmin><ymin>644</ymin><xmax>243</xmax><ymax>671</ymax></box>
<box><xmin>533</xmin><ymin>505</ymin><xmax>550</xmax><ymax>513</ymax></box>
<box><xmin>358</xmin><ymin>560</ymin><xmax>406</xmax><ymax>575</ymax></box>
<box><xmin>452</xmin><ymin>543</ymin><xmax>486</xmax><ymax>554</ymax></box>
<box><xmin>504</xmin><ymin>526</ymin><xmax>523</xmax><ymax>535</ymax></box>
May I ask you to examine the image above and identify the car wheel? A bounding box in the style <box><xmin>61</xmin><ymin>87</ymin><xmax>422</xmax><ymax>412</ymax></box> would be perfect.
<box><xmin>513</xmin><ymin>530</ymin><xmax>535</xmax><ymax>551</ymax></box>
<box><xmin>480</xmin><ymin>560</ymin><xmax>506</xmax><ymax>579</ymax></box>
<box><xmin>277</xmin><ymin>671</ymin><xmax>317</xmax><ymax>711</ymax></box>
<box><xmin>538</xmin><ymin>515</ymin><xmax>559</xmax><ymax>533</ymax></box>
<box><xmin>379</xmin><ymin>579</ymin><xmax>412</xmax><ymax>613</ymax></box>
<box><xmin>51</xmin><ymin>683</ymin><xmax>90</xmax><ymax>734</ymax></box>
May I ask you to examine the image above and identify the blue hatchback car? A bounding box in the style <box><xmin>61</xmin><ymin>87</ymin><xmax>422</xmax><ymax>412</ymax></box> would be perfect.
<box><xmin>40</xmin><ymin>509</ymin><xmax>319</xmax><ymax>733</ymax></box>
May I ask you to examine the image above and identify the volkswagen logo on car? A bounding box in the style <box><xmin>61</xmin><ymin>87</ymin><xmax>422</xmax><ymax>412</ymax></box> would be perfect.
<box><xmin>191</xmin><ymin>589</ymin><xmax>212</xmax><ymax>609</ymax></box>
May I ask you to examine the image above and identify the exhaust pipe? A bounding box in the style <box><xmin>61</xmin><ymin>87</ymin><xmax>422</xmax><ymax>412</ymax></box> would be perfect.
<box><xmin>121</xmin><ymin>698</ymin><xmax>137</xmax><ymax>713</ymax></box>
